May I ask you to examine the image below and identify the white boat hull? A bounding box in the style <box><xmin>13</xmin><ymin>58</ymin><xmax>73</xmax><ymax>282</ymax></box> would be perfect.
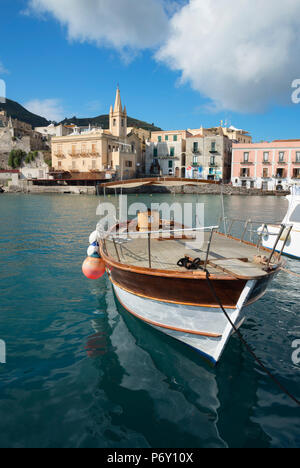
<box><xmin>261</xmin><ymin>226</ymin><xmax>300</xmax><ymax>259</ymax></box>
<box><xmin>112</xmin><ymin>281</ymin><xmax>257</xmax><ymax>365</ymax></box>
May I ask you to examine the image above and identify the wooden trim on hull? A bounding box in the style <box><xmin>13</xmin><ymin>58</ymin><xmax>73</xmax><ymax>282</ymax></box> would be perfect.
<box><xmin>108</xmin><ymin>266</ymin><xmax>246</xmax><ymax>308</ymax></box>
<box><xmin>110</xmin><ymin>276</ymin><xmax>236</xmax><ymax>309</ymax></box>
<box><xmin>114</xmin><ymin>288</ymin><xmax>222</xmax><ymax>338</ymax></box>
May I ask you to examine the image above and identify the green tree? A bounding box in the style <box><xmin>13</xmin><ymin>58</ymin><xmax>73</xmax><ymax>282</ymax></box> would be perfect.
<box><xmin>8</xmin><ymin>150</ymin><xmax>26</xmax><ymax>169</ymax></box>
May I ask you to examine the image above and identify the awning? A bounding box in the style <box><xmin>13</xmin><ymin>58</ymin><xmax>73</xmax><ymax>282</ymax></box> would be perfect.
<box><xmin>101</xmin><ymin>177</ymin><xmax>220</xmax><ymax>189</ymax></box>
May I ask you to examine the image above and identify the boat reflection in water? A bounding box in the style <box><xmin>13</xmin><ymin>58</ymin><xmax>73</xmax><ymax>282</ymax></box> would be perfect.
<box><xmin>86</xmin><ymin>279</ymin><xmax>227</xmax><ymax>448</ymax></box>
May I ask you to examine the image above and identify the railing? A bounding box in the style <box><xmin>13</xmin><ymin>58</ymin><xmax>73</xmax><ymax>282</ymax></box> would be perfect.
<box><xmin>102</xmin><ymin>225</ymin><xmax>219</xmax><ymax>270</ymax></box>
<box><xmin>218</xmin><ymin>216</ymin><xmax>291</xmax><ymax>261</ymax></box>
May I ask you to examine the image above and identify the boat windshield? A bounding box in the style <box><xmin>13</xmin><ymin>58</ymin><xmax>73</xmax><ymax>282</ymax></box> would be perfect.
<box><xmin>289</xmin><ymin>205</ymin><xmax>300</xmax><ymax>223</ymax></box>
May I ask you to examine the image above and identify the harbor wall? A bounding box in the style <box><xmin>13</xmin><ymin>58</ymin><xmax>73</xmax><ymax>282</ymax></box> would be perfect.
<box><xmin>2</xmin><ymin>180</ymin><xmax>289</xmax><ymax>196</ymax></box>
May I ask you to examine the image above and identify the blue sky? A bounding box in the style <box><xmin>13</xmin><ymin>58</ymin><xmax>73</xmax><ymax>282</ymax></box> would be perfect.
<box><xmin>1</xmin><ymin>0</ymin><xmax>300</xmax><ymax>142</ymax></box>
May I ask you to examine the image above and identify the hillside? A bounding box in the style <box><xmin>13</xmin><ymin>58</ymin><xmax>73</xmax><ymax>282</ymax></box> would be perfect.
<box><xmin>0</xmin><ymin>99</ymin><xmax>50</xmax><ymax>128</ymax></box>
<box><xmin>60</xmin><ymin>115</ymin><xmax>162</xmax><ymax>132</ymax></box>
<box><xmin>0</xmin><ymin>98</ymin><xmax>162</xmax><ymax>132</ymax></box>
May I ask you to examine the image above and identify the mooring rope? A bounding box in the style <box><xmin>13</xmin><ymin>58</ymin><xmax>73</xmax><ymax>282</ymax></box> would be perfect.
<box><xmin>280</xmin><ymin>267</ymin><xmax>300</xmax><ymax>278</ymax></box>
<box><xmin>204</xmin><ymin>269</ymin><xmax>300</xmax><ymax>407</ymax></box>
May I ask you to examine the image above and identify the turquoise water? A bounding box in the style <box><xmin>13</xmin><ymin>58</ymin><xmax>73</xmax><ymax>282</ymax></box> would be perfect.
<box><xmin>0</xmin><ymin>193</ymin><xmax>299</xmax><ymax>448</ymax></box>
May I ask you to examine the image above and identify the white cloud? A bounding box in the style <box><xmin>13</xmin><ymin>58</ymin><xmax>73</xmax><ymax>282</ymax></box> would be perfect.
<box><xmin>157</xmin><ymin>0</ymin><xmax>300</xmax><ymax>112</ymax></box>
<box><xmin>26</xmin><ymin>0</ymin><xmax>300</xmax><ymax>113</ymax></box>
<box><xmin>28</xmin><ymin>0</ymin><xmax>169</xmax><ymax>51</ymax></box>
<box><xmin>24</xmin><ymin>99</ymin><xmax>65</xmax><ymax>122</ymax></box>
<box><xmin>0</xmin><ymin>61</ymin><xmax>8</xmax><ymax>75</ymax></box>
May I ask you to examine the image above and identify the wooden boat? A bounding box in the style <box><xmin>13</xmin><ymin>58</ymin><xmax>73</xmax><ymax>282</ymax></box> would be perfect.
<box><xmin>97</xmin><ymin>178</ymin><xmax>285</xmax><ymax>365</ymax></box>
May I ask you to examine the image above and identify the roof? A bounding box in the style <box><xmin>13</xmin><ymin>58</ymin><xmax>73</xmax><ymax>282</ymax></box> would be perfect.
<box><xmin>273</xmin><ymin>139</ymin><xmax>300</xmax><ymax>142</ymax></box>
<box><xmin>187</xmin><ymin>134</ymin><xmax>203</xmax><ymax>138</ymax></box>
<box><xmin>0</xmin><ymin>170</ymin><xmax>20</xmax><ymax>174</ymax></box>
<box><xmin>101</xmin><ymin>177</ymin><xmax>220</xmax><ymax>189</ymax></box>
<box><xmin>48</xmin><ymin>171</ymin><xmax>112</xmax><ymax>181</ymax></box>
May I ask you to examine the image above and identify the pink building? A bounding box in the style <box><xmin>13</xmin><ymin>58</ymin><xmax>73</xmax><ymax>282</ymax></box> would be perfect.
<box><xmin>232</xmin><ymin>140</ymin><xmax>300</xmax><ymax>190</ymax></box>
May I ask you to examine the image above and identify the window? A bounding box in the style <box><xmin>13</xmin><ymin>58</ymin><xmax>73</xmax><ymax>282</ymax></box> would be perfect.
<box><xmin>263</xmin><ymin>152</ymin><xmax>269</xmax><ymax>162</ymax></box>
<box><xmin>293</xmin><ymin>168</ymin><xmax>300</xmax><ymax>178</ymax></box>
<box><xmin>211</xmin><ymin>142</ymin><xmax>216</xmax><ymax>152</ymax></box>
<box><xmin>113</xmin><ymin>119</ymin><xmax>116</xmax><ymax>127</ymax></box>
<box><xmin>173</xmin><ymin>135</ymin><xmax>178</xmax><ymax>142</ymax></box>
<box><xmin>170</xmin><ymin>147</ymin><xmax>175</xmax><ymax>157</ymax></box>
<box><xmin>72</xmin><ymin>145</ymin><xmax>76</xmax><ymax>155</ymax></box>
<box><xmin>158</xmin><ymin>136</ymin><xmax>162</xmax><ymax>142</ymax></box>
<box><xmin>240</xmin><ymin>168</ymin><xmax>250</xmax><ymax>177</ymax></box>
<box><xmin>279</xmin><ymin>152</ymin><xmax>285</xmax><ymax>162</ymax></box>
<box><xmin>121</xmin><ymin>119</ymin><xmax>124</xmax><ymax>127</ymax></box>
<box><xmin>168</xmin><ymin>160</ymin><xmax>173</xmax><ymax>168</ymax></box>
<box><xmin>193</xmin><ymin>142</ymin><xmax>199</xmax><ymax>153</ymax></box>
<box><xmin>58</xmin><ymin>161</ymin><xmax>62</xmax><ymax>168</ymax></box>
<box><xmin>92</xmin><ymin>144</ymin><xmax>96</xmax><ymax>154</ymax></box>
<box><xmin>263</xmin><ymin>168</ymin><xmax>269</xmax><ymax>178</ymax></box>
<box><xmin>210</xmin><ymin>156</ymin><xmax>216</xmax><ymax>166</ymax></box>
<box><xmin>296</xmin><ymin>152</ymin><xmax>300</xmax><ymax>162</ymax></box>
<box><xmin>165</xmin><ymin>135</ymin><xmax>169</xmax><ymax>141</ymax></box>
<box><xmin>125</xmin><ymin>161</ymin><xmax>133</xmax><ymax>168</ymax></box>
<box><xmin>243</xmin><ymin>152</ymin><xmax>249</xmax><ymax>163</ymax></box>
<box><xmin>276</xmin><ymin>168</ymin><xmax>285</xmax><ymax>178</ymax></box>
<box><xmin>153</xmin><ymin>148</ymin><xmax>158</xmax><ymax>157</ymax></box>
<box><xmin>92</xmin><ymin>160</ymin><xmax>96</xmax><ymax>169</ymax></box>
<box><xmin>193</xmin><ymin>155</ymin><xmax>198</xmax><ymax>165</ymax></box>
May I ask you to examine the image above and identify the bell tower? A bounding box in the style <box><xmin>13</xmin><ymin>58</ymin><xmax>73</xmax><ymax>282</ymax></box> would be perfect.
<box><xmin>109</xmin><ymin>87</ymin><xmax>127</xmax><ymax>139</ymax></box>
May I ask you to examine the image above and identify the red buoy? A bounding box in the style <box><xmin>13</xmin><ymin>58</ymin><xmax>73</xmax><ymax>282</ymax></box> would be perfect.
<box><xmin>82</xmin><ymin>257</ymin><xmax>106</xmax><ymax>280</ymax></box>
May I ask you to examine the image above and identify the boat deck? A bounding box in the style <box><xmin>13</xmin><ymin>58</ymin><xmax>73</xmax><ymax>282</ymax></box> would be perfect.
<box><xmin>104</xmin><ymin>231</ymin><xmax>273</xmax><ymax>280</ymax></box>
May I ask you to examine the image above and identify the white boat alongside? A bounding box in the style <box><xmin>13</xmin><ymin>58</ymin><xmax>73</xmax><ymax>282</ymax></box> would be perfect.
<box><xmin>259</xmin><ymin>185</ymin><xmax>300</xmax><ymax>259</ymax></box>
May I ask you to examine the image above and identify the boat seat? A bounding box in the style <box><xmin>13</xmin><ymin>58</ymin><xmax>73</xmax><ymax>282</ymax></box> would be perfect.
<box><xmin>208</xmin><ymin>258</ymin><xmax>269</xmax><ymax>280</ymax></box>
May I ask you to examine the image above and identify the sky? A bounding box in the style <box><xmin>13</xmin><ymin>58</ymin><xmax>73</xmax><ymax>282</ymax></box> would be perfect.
<box><xmin>1</xmin><ymin>0</ymin><xmax>300</xmax><ymax>142</ymax></box>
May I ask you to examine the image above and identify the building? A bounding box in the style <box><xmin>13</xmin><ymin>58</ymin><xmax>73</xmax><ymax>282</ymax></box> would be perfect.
<box><xmin>51</xmin><ymin>88</ymin><xmax>142</xmax><ymax>184</ymax></box>
<box><xmin>146</xmin><ymin>130</ymin><xmax>188</xmax><ymax>177</ymax></box>
<box><xmin>35</xmin><ymin>123</ymin><xmax>73</xmax><ymax>139</ymax></box>
<box><xmin>146</xmin><ymin>128</ymin><xmax>232</xmax><ymax>182</ymax></box>
<box><xmin>185</xmin><ymin>134</ymin><xmax>232</xmax><ymax>182</ymax></box>
<box><xmin>232</xmin><ymin>140</ymin><xmax>300</xmax><ymax>190</ymax></box>
<box><xmin>187</xmin><ymin>125</ymin><xmax>252</xmax><ymax>143</ymax></box>
<box><xmin>0</xmin><ymin>110</ymin><xmax>48</xmax><ymax>169</ymax></box>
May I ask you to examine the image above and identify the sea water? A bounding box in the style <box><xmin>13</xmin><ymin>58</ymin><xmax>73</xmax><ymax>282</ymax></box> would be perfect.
<box><xmin>0</xmin><ymin>193</ymin><xmax>299</xmax><ymax>448</ymax></box>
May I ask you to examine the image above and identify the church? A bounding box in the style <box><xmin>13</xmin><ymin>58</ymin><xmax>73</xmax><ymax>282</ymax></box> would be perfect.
<box><xmin>51</xmin><ymin>88</ymin><xmax>143</xmax><ymax>183</ymax></box>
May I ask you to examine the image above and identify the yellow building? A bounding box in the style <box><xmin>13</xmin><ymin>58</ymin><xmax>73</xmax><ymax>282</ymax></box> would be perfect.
<box><xmin>51</xmin><ymin>88</ymin><xmax>141</xmax><ymax>182</ymax></box>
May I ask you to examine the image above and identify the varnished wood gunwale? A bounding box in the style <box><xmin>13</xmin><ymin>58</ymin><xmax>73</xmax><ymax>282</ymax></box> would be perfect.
<box><xmin>108</xmin><ymin>264</ymin><xmax>247</xmax><ymax>307</ymax></box>
<box><xmin>110</xmin><ymin>277</ymin><xmax>237</xmax><ymax>309</ymax></box>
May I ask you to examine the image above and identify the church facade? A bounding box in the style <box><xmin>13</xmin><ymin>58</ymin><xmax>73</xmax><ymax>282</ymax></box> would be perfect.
<box><xmin>51</xmin><ymin>89</ymin><xmax>142</xmax><ymax>182</ymax></box>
